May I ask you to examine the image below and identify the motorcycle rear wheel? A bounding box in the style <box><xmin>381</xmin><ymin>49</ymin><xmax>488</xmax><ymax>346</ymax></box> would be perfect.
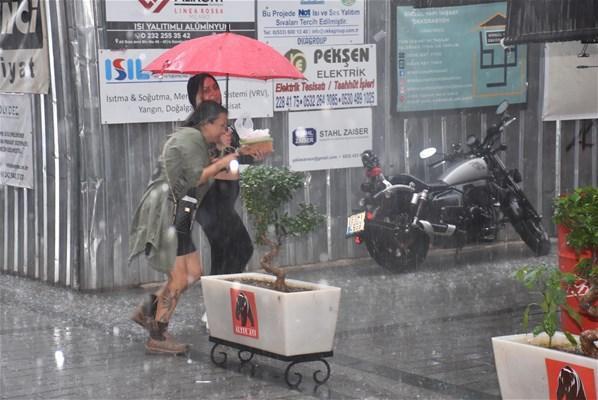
<box><xmin>364</xmin><ymin>229</ymin><xmax>429</xmax><ymax>272</ymax></box>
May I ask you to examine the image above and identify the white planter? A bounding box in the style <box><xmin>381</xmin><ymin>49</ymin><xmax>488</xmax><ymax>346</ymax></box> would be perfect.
<box><xmin>201</xmin><ymin>272</ymin><xmax>342</xmax><ymax>357</ymax></box>
<box><xmin>492</xmin><ymin>333</ymin><xmax>598</xmax><ymax>400</ymax></box>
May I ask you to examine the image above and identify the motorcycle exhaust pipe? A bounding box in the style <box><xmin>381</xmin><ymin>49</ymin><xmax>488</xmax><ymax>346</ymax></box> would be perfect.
<box><xmin>417</xmin><ymin>220</ymin><xmax>456</xmax><ymax>237</ymax></box>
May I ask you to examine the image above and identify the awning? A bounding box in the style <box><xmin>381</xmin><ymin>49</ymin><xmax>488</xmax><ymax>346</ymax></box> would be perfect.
<box><xmin>504</xmin><ymin>0</ymin><xmax>598</xmax><ymax>44</ymax></box>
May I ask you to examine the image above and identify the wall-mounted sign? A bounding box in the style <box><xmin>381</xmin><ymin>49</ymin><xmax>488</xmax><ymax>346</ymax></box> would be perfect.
<box><xmin>396</xmin><ymin>3</ymin><xmax>527</xmax><ymax>112</ymax></box>
<box><xmin>288</xmin><ymin>107</ymin><xmax>372</xmax><ymax>171</ymax></box>
<box><xmin>0</xmin><ymin>0</ymin><xmax>49</xmax><ymax>94</ymax></box>
<box><xmin>98</xmin><ymin>49</ymin><xmax>273</xmax><ymax>124</ymax></box>
<box><xmin>543</xmin><ymin>42</ymin><xmax>598</xmax><ymax>121</ymax></box>
<box><xmin>257</xmin><ymin>0</ymin><xmax>364</xmax><ymax>48</ymax></box>
<box><xmin>103</xmin><ymin>0</ymin><xmax>256</xmax><ymax>49</ymax></box>
<box><xmin>0</xmin><ymin>94</ymin><xmax>33</xmax><ymax>188</ymax></box>
<box><xmin>274</xmin><ymin>44</ymin><xmax>377</xmax><ymax>111</ymax></box>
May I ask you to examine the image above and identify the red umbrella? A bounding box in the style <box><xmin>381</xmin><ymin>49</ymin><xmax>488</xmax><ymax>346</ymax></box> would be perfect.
<box><xmin>144</xmin><ymin>32</ymin><xmax>304</xmax><ymax>108</ymax></box>
<box><xmin>144</xmin><ymin>32</ymin><xmax>304</xmax><ymax>80</ymax></box>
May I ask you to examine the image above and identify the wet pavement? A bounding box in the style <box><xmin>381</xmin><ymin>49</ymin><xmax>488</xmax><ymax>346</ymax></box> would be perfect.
<box><xmin>1</xmin><ymin>241</ymin><xmax>551</xmax><ymax>399</ymax></box>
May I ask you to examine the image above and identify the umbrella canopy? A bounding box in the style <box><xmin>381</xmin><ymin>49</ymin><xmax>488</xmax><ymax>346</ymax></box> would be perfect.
<box><xmin>144</xmin><ymin>32</ymin><xmax>305</xmax><ymax>80</ymax></box>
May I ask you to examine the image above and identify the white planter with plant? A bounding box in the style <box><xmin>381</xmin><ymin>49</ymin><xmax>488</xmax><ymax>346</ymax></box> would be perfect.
<box><xmin>201</xmin><ymin>166</ymin><xmax>341</xmax><ymax>358</ymax></box>
<box><xmin>491</xmin><ymin>265</ymin><xmax>598</xmax><ymax>399</ymax></box>
<box><xmin>202</xmin><ymin>272</ymin><xmax>341</xmax><ymax>356</ymax></box>
<box><xmin>492</xmin><ymin>332</ymin><xmax>597</xmax><ymax>400</ymax></box>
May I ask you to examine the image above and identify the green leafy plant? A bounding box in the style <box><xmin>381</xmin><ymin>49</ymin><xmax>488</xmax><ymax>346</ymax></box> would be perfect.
<box><xmin>554</xmin><ymin>186</ymin><xmax>598</xmax><ymax>358</ymax></box>
<box><xmin>240</xmin><ymin>165</ymin><xmax>325</xmax><ymax>291</ymax></box>
<box><xmin>554</xmin><ymin>186</ymin><xmax>598</xmax><ymax>254</ymax></box>
<box><xmin>513</xmin><ymin>264</ymin><xmax>579</xmax><ymax>348</ymax></box>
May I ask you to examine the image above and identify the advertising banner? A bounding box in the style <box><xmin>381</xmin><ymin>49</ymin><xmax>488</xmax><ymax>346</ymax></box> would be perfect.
<box><xmin>104</xmin><ymin>0</ymin><xmax>256</xmax><ymax>49</ymax></box>
<box><xmin>99</xmin><ymin>49</ymin><xmax>273</xmax><ymax>124</ymax></box>
<box><xmin>396</xmin><ymin>3</ymin><xmax>527</xmax><ymax>112</ymax></box>
<box><xmin>0</xmin><ymin>94</ymin><xmax>33</xmax><ymax>188</ymax></box>
<box><xmin>257</xmin><ymin>0</ymin><xmax>364</xmax><ymax>48</ymax></box>
<box><xmin>543</xmin><ymin>42</ymin><xmax>598</xmax><ymax>121</ymax></box>
<box><xmin>288</xmin><ymin>107</ymin><xmax>372</xmax><ymax>171</ymax></box>
<box><xmin>0</xmin><ymin>0</ymin><xmax>49</xmax><ymax>94</ymax></box>
<box><xmin>274</xmin><ymin>44</ymin><xmax>377</xmax><ymax>111</ymax></box>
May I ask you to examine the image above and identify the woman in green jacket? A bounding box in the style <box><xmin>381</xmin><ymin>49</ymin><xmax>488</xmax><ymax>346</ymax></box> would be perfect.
<box><xmin>129</xmin><ymin>101</ymin><xmax>237</xmax><ymax>354</ymax></box>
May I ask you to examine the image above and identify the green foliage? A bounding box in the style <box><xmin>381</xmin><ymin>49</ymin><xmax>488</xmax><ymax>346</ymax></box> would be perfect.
<box><xmin>554</xmin><ymin>186</ymin><xmax>598</xmax><ymax>292</ymax></box>
<box><xmin>240</xmin><ymin>165</ymin><xmax>325</xmax><ymax>246</ymax></box>
<box><xmin>513</xmin><ymin>264</ymin><xmax>580</xmax><ymax>348</ymax></box>
<box><xmin>554</xmin><ymin>186</ymin><xmax>598</xmax><ymax>253</ymax></box>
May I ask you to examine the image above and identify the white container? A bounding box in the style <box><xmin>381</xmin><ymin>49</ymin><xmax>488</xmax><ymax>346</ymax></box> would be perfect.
<box><xmin>492</xmin><ymin>333</ymin><xmax>598</xmax><ymax>400</ymax></box>
<box><xmin>201</xmin><ymin>272</ymin><xmax>342</xmax><ymax>357</ymax></box>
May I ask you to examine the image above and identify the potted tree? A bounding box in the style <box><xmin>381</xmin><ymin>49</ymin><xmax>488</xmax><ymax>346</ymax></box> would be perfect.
<box><xmin>492</xmin><ymin>264</ymin><xmax>598</xmax><ymax>399</ymax></box>
<box><xmin>200</xmin><ymin>165</ymin><xmax>341</xmax><ymax>358</ymax></box>
<box><xmin>554</xmin><ymin>186</ymin><xmax>598</xmax><ymax>334</ymax></box>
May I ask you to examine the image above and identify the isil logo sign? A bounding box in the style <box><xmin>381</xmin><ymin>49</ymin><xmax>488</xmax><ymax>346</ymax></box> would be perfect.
<box><xmin>545</xmin><ymin>359</ymin><xmax>596</xmax><ymax>400</ymax></box>
<box><xmin>230</xmin><ymin>289</ymin><xmax>258</xmax><ymax>338</ymax></box>
<box><xmin>137</xmin><ymin>0</ymin><xmax>170</xmax><ymax>13</ymax></box>
<box><xmin>0</xmin><ymin>0</ymin><xmax>43</xmax><ymax>50</ymax></box>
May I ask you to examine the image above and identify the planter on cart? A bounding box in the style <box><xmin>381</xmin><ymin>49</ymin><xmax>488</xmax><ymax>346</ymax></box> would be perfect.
<box><xmin>201</xmin><ymin>272</ymin><xmax>342</xmax><ymax>386</ymax></box>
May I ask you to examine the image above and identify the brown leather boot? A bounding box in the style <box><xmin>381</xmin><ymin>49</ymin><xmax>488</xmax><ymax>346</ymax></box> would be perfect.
<box><xmin>131</xmin><ymin>294</ymin><xmax>157</xmax><ymax>329</ymax></box>
<box><xmin>145</xmin><ymin>321</ymin><xmax>189</xmax><ymax>355</ymax></box>
<box><xmin>132</xmin><ymin>295</ymin><xmax>176</xmax><ymax>340</ymax></box>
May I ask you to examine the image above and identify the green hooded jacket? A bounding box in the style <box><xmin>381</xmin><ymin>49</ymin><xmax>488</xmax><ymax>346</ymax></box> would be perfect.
<box><xmin>128</xmin><ymin>126</ymin><xmax>212</xmax><ymax>273</ymax></box>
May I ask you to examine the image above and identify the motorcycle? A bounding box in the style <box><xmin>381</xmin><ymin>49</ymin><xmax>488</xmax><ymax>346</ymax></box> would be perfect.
<box><xmin>346</xmin><ymin>101</ymin><xmax>551</xmax><ymax>271</ymax></box>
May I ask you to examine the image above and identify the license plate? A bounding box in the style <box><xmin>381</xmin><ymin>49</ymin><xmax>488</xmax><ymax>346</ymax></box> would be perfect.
<box><xmin>346</xmin><ymin>212</ymin><xmax>366</xmax><ymax>236</ymax></box>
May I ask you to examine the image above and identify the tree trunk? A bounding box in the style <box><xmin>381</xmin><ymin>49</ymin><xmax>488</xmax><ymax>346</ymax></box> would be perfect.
<box><xmin>259</xmin><ymin>236</ymin><xmax>288</xmax><ymax>292</ymax></box>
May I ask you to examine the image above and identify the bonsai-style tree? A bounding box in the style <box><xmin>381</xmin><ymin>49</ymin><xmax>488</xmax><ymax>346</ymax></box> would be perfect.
<box><xmin>554</xmin><ymin>186</ymin><xmax>598</xmax><ymax>358</ymax></box>
<box><xmin>240</xmin><ymin>165</ymin><xmax>325</xmax><ymax>292</ymax></box>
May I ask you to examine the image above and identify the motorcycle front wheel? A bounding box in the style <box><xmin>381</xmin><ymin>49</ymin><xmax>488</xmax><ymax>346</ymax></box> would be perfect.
<box><xmin>364</xmin><ymin>225</ymin><xmax>429</xmax><ymax>272</ymax></box>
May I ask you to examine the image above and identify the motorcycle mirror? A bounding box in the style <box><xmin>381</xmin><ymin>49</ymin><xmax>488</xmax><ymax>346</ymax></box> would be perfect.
<box><xmin>496</xmin><ymin>100</ymin><xmax>509</xmax><ymax>115</ymax></box>
<box><xmin>419</xmin><ymin>147</ymin><xmax>437</xmax><ymax>159</ymax></box>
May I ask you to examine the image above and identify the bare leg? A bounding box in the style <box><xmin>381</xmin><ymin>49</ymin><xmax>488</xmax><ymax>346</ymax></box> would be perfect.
<box><xmin>155</xmin><ymin>256</ymin><xmax>188</xmax><ymax>323</ymax></box>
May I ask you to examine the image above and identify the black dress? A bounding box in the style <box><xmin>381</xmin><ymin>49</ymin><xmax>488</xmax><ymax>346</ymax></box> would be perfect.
<box><xmin>195</xmin><ymin>128</ymin><xmax>254</xmax><ymax>275</ymax></box>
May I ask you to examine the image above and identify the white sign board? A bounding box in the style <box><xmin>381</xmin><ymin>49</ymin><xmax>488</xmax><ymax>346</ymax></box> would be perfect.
<box><xmin>288</xmin><ymin>107</ymin><xmax>372</xmax><ymax>171</ymax></box>
<box><xmin>543</xmin><ymin>42</ymin><xmax>598</xmax><ymax>121</ymax></box>
<box><xmin>274</xmin><ymin>44</ymin><xmax>377</xmax><ymax>111</ymax></box>
<box><xmin>257</xmin><ymin>0</ymin><xmax>364</xmax><ymax>48</ymax></box>
<box><xmin>0</xmin><ymin>0</ymin><xmax>49</xmax><ymax>94</ymax></box>
<box><xmin>105</xmin><ymin>0</ymin><xmax>254</xmax><ymax>22</ymax></box>
<box><xmin>98</xmin><ymin>49</ymin><xmax>273</xmax><ymax>124</ymax></box>
<box><xmin>0</xmin><ymin>94</ymin><xmax>33</xmax><ymax>188</ymax></box>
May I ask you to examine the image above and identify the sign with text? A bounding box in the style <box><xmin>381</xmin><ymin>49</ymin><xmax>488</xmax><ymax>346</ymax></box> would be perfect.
<box><xmin>230</xmin><ymin>288</ymin><xmax>259</xmax><ymax>339</ymax></box>
<box><xmin>274</xmin><ymin>44</ymin><xmax>377</xmax><ymax>111</ymax></box>
<box><xmin>545</xmin><ymin>359</ymin><xmax>596</xmax><ymax>400</ymax></box>
<box><xmin>98</xmin><ymin>49</ymin><xmax>273</xmax><ymax>124</ymax></box>
<box><xmin>543</xmin><ymin>42</ymin><xmax>598</xmax><ymax>121</ymax></box>
<box><xmin>396</xmin><ymin>3</ymin><xmax>527</xmax><ymax>112</ymax></box>
<box><xmin>0</xmin><ymin>0</ymin><xmax>49</xmax><ymax>93</ymax></box>
<box><xmin>288</xmin><ymin>107</ymin><xmax>372</xmax><ymax>171</ymax></box>
<box><xmin>257</xmin><ymin>0</ymin><xmax>364</xmax><ymax>48</ymax></box>
<box><xmin>0</xmin><ymin>94</ymin><xmax>33</xmax><ymax>188</ymax></box>
<box><xmin>104</xmin><ymin>0</ymin><xmax>255</xmax><ymax>49</ymax></box>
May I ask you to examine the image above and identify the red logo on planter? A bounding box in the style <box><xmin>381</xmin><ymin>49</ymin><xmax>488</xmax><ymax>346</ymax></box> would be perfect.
<box><xmin>138</xmin><ymin>0</ymin><xmax>169</xmax><ymax>13</ymax></box>
<box><xmin>545</xmin><ymin>359</ymin><xmax>596</xmax><ymax>400</ymax></box>
<box><xmin>230</xmin><ymin>289</ymin><xmax>258</xmax><ymax>339</ymax></box>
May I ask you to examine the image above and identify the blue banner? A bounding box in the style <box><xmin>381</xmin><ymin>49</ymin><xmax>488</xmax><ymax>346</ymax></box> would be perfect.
<box><xmin>396</xmin><ymin>3</ymin><xmax>527</xmax><ymax>112</ymax></box>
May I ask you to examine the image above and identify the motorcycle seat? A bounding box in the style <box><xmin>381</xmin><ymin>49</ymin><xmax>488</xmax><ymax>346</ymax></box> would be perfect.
<box><xmin>390</xmin><ymin>174</ymin><xmax>450</xmax><ymax>192</ymax></box>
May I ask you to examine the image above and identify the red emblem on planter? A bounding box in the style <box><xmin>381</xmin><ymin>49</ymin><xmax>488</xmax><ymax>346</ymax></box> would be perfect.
<box><xmin>230</xmin><ymin>289</ymin><xmax>259</xmax><ymax>339</ymax></box>
<box><xmin>138</xmin><ymin>0</ymin><xmax>169</xmax><ymax>13</ymax></box>
<box><xmin>545</xmin><ymin>359</ymin><xmax>596</xmax><ymax>400</ymax></box>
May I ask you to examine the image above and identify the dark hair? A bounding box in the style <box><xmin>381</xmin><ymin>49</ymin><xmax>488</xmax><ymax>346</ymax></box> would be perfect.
<box><xmin>183</xmin><ymin>100</ymin><xmax>227</xmax><ymax>128</ymax></box>
<box><xmin>187</xmin><ymin>73</ymin><xmax>220</xmax><ymax>109</ymax></box>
